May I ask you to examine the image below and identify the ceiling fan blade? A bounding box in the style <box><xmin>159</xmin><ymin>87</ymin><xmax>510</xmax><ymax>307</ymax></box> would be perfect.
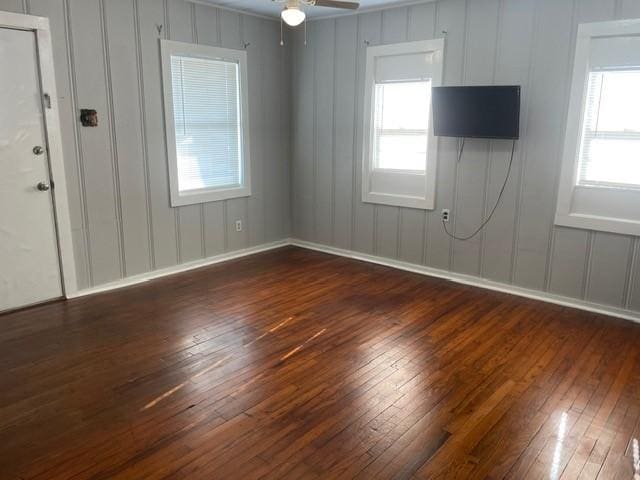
<box><xmin>313</xmin><ymin>0</ymin><xmax>359</xmax><ymax>9</ymax></box>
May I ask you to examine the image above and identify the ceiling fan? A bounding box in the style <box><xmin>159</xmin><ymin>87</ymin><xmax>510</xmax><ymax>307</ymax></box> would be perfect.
<box><xmin>274</xmin><ymin>0</ymin><xmax>359</xmax><ymax>27</ymax></box>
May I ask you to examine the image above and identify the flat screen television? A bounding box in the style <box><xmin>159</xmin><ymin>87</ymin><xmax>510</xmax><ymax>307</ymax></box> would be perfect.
<box><xmin>431</xmin><ymin>86</ymin><xmax>521</xmax><ymax>139</ymax></box>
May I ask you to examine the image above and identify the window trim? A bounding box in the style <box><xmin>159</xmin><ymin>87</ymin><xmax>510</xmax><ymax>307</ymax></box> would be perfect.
<box><xmin>362</xmin><ymin>39</ymin><xmax>444</xmax><ymax>211</ymax></box>
<box><xmin>160</xmin><ymin>39</ymin><xmax>251</xmax><ymax>207</ymax></box>
<box><xmin>555</xmin><ymin>19</ymin><xmax>640</xmax><ymax>236</ymax></box>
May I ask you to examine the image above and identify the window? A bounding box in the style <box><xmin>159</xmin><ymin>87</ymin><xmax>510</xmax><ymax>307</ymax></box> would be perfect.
<box><xmin>373</xmin><ymin>81</ymin><xmax>431</xmax><ymax>171</ymax></box>
<box><xmin>161</xmin><ymin>40</ymin><xmax>251</xmax><ymax>206</ymax></box>
<box><xmin>556</xmin><ymin>20</ymin><xmax>640</xmax><ymax>235</ymax></box>
<box><xmin>578</xmin><ymin>69</ymin><xmax>640</xmax><ymax>188</ymax></box>
<box><xmin>362</xmin><ymin>39</ymin><xmax>444</xmax><ymax>210</ymax></box>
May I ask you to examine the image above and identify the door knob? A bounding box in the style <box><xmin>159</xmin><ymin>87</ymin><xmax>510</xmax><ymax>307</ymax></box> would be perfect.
<box><xmin>33</xmin><ymin>146</ymin><xmax>45</xmax><ymax>155</ymax></box>
<box><xmin>36</xmin><ymin>182</ymin><xmax>50</xmax><ymax>191</ymax></box>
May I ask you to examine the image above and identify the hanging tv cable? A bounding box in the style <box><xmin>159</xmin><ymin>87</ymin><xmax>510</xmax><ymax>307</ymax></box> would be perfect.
<box><xmin>442</xmin><ymin>138</ymin><xmax>517</xmax><ymax>241</ymax></box>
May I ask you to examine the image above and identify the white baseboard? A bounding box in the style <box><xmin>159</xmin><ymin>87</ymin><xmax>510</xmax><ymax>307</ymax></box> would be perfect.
<box><xmin>290</xmin><ymin>238</ymin><xmax>640</xmax><ymax>325</ymax></box>
<box><xmin>67</xmin><ymin>236</ymin><xmax>640</xmax><ymax>325</ymax></box>
<box><xmin>67</xmin><ymin>240</ymin><xmax>290</xmax><ymax>299</ymax></box>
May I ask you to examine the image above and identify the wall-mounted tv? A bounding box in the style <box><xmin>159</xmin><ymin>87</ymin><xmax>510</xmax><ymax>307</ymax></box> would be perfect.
<box><xmin>432</xmin><ymin>86</ymin><xmax>521</xmax><ymax>139</ymax></box>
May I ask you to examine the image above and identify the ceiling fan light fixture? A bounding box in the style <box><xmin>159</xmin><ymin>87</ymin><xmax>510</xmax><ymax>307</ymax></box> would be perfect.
<box><xmin>281</xmin><ymin>6</ymin><xmax>305</xmax><ymax>26</ymax></box>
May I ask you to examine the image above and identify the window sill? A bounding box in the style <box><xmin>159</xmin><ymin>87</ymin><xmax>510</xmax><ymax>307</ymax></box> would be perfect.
<box><xmin>555</xmin><ymin>212</ymin><xmax>640</xmax><ymax>236</ymax></box>
<box><xmin>555</xmin><ymin>184</ymin><xmax>640</xmax><ymax>236</ymax></box>
<box><xmin>372</xmin><ymin>168</ymin><xmax>426</xmax><ymax>176</ymax></box>
<box><xmin>170</xmin><ymin>185</ymin><xmax>251</xmax><ymax>207</ymax></box>
<box><xmin>362</xmin><ymin>191</ymin><xmax>434</xmax><ymax>210</ymax></box>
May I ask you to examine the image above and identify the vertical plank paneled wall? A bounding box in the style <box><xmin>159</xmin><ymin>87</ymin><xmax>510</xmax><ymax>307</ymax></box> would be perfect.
<box><xmin>0</xmin><ymin>0</ymin><xmax>291</xmax><ymax>290</ymax></box>
<box><xmin>290</xmin><ymin>0</ymin><xmax>640</xmax><ymax>315</ymax></box>
<box><xmin>2</xmin><ymin>0</ymin><xmax>640</xmax><ymax>318</ymax></box>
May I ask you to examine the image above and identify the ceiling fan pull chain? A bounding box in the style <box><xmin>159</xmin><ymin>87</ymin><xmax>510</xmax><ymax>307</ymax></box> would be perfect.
<box><xmin>304</xmin><ymin>17</ymin><xmax>307</xmax><ymax>45</ymax></box>
<box><xmin>280</xmin><ymin>17</ymin><xmax>284</xmax><ymax>46</ymax></box>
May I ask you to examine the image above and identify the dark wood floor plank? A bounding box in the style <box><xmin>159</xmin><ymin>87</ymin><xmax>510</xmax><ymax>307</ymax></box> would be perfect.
<box><xmin>0</xmin><ymin>246</ymin><xmax>639</xmax><ymax>479</ymax></box>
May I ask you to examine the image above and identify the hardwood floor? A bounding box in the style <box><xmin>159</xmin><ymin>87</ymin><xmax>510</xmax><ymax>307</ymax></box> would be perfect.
<box><xmin>1</xmin><ymin>246</ymin><xmax>639</xmax><ymax>479</ymax></box>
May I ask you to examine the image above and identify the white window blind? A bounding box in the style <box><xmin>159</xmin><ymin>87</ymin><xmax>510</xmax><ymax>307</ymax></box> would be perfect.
<box><xmin>170</xmin><ymin>55</ymin><xmax>242</xmax><ymax>193</ymax></box>
<box><xmin>373</xmin><ymin>80</ymin><xmax>431</xmax><ymax>171</ymax></box>
<box><xmin>578</xmin><ymin>69</ymin><xmax>640</xmax><ymax>188</ymax></box>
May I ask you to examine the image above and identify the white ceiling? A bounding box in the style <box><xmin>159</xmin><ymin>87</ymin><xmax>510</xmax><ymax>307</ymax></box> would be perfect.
<box><xmin>191</xmin><ymin>0</ymin><xmax>434</xmax><ymax>20</ymax></box>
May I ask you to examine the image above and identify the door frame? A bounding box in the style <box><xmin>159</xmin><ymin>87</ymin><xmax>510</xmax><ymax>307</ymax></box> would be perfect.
<box><xmin>0</xmin><ymin>11</ymin><xmax>78</xmax><ymax>297</ymax></box>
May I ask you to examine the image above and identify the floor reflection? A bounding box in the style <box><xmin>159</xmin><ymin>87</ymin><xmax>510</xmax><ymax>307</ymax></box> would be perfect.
<box><xmin>281</xmin><ymin>328</ymin><xmax>326</xmax><ymax>361</ymax></box>
<box><xmin>550</xmin><ymin>411</ymin><xmax>568</xmax><ymax>480</ymax></box>
<box><xmin>244</xmin><ymin>316</ymin><xmax>293</xmax><ymax>347</ymax></box>
<box><xmin>141</xmin><ymin>354</ymin><xmax>231</xmax><ymax>411</ymax></box>
<box><xmin>633</xmin><ymin>437</ymin><xmax>639</xmax><ymax>480</ymax></box>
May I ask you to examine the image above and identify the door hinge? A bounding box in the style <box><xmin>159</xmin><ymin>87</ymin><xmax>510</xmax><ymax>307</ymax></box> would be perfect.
<box><xmin>43</xmin><ymin>93</ymin><xmax>52</xmax><ymax>109</ymax></box>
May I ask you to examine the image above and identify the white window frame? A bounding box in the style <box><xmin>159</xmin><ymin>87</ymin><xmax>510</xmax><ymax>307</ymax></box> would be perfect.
<box><xmin>362</xmin><ymin>39</ymin><xmax>444</xmax><ymax>210</ymax></box>
<box><xmin>556</xmin><ymin>19</ymin><xmax>640</xmax><ymax>236</ymax></box>
<box><xmin>160</xmin><ymin>40</ymin><xmax>251</xmax><ymax>207</ymax></box>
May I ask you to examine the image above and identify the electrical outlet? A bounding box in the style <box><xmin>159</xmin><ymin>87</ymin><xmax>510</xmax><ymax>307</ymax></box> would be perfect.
<box><xmin>441</xmin><ymin>209</ymin><xmax>450</xmax><ymax>223</ymax></box>
<box><xmin>235</xmin><ymin>220</ymin><xmax>242</xmax><ymax>232</ymax></box>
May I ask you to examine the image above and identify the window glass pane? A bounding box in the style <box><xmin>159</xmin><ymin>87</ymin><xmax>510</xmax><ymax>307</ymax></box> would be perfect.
<box><xmin>373</xmin><ymin>80</ymin><xmax>431</xmax><ymax>171</ymax></box>
<box><xmin>578</xmin><ymin>69</ymin><xmax>640</xmax><ymax>188</ymax></box>
<box><xmin>171</xmin><ymin>55</ymin><xmax>242</xmax><ymax>192</ymax></box>
<box><xmin>376</xmin><ymin>134</ymin><xmax>428</xmax><ymax>170</ymax></box>
<box><xmin>591</xmin><ymin>71</ymin><xmax>640</xmax><ymax>132</ymax></box>
<box><xmin>581</xmin><ymin>138</ymin><xmax>640</xmax><ymax>186</ymax></box>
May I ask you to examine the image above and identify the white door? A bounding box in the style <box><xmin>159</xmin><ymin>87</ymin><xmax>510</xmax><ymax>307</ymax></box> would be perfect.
<box><xmin>0</xmin><ymin>26</ymin><xmax>62</xmax><ymax>312</ymax></box>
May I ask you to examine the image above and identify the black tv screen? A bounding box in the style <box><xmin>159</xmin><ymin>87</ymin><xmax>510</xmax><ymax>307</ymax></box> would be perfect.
<box><xmin>432</xmin><ymin>86</ymin><xmax>521</xmax><ymax>139</ymax></box>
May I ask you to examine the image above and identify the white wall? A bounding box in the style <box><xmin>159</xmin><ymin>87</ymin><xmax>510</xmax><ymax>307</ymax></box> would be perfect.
<box><xmin>3</xmin><ymin>0</ymin><xmax>640</xmax><ymax>317</ymax></box>
<box><xmin>291</xmin><ymin>0</ymin><xmax>640</xmax><ymax>314</ymax></box>
<box><xmin>0</xmin><ymin>0</ymin><xmax>291</xmax><ymax>290</ymax></box>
